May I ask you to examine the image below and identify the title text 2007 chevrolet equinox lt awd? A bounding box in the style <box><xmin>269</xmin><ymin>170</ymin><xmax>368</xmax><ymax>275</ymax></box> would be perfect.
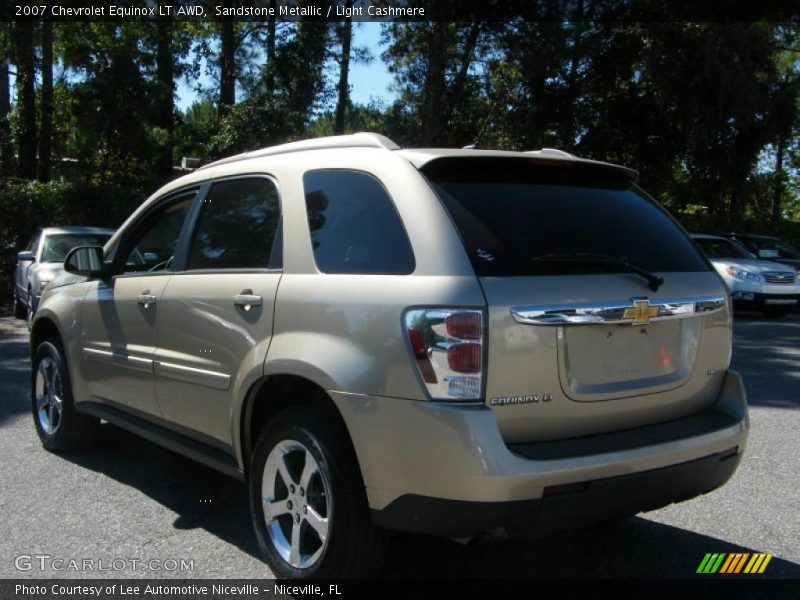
<box><xmin>31</xmin><ymin>133</ymin><xmax>748</xmax><ymax>578</ymax></box>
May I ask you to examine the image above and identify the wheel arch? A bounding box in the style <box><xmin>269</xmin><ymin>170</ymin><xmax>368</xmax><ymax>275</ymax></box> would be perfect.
<box><xmin>30</xmin><ymin>303</ymin><xmax>89</xmax><ymax>405</ymax></box>
<box><xmin>239</xmin><ymin>372</ymin><xmax>353</xmax><ymax>477</ymax></box>
<box><xmin>30</xmin><ymin>312</ymin><xmax>63</xmax><ymax>356</ymax></box>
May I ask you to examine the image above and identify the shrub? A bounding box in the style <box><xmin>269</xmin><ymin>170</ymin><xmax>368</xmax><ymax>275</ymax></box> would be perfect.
<box><xmin>1</xmin><ymin>178</ymin><xmax>144</xmax><ymax>304</ymax></box>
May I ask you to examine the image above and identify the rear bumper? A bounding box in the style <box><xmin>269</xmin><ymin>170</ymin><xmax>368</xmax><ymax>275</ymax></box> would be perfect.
<box><xmin>331</xmin><ymin>370</ymin><xmax>748</xmax><ymax>537</ymax></box>
<box><xmin>372</xmin><ymin>450</ymin><xmax>740</xmax><ymax>538</ymax></box>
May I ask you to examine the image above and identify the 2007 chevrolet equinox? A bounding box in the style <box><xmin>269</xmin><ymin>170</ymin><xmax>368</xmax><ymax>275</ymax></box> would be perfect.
<box><xmin>30</xmin><ymin>133</ymin><xmax>748</xmax><ymax>578</ymax></box>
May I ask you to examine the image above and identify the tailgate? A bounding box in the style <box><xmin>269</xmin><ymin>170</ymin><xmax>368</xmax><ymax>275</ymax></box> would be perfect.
<box><xmin>419</xmin><ymin>155</ymin><xmax>732</xmax><ymax>444</ymax></box>
<box><xmin>481</xmin><ymin>273</ymin><xmax>731</xmax><ymax>443</ymax></box>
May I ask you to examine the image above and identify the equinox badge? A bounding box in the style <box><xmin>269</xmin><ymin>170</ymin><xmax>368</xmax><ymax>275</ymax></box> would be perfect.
<box><xmin>490</xmin><ymin>394</ymin><xmax>553</xmax><ymax>406</ymax></box>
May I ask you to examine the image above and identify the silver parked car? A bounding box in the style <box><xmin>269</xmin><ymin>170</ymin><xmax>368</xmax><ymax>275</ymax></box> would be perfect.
<box><xmin>31</xmin><ymin>134</ymin><xmax>748</xmax><ymax>578</ymax></box>
<box><xmin>13</xmin><ymin>227</ymin><xmax>114</xmax><ymax>325</ymax></box>
<box><xmin>692</xmin><ymin>233</ymin><xmax>800</xmax><ymax>317</ymax></box>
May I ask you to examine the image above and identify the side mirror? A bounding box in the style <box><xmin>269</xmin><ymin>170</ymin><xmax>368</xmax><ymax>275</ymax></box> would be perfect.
<box><xmin>17</xmin><ymin>250</ymin><xmax>34</xmax><ymax>262</ymax></box>
<box><xmin>64</xmin><ymin>246</ymin><xmax>107</xmax><ymax>278</ymax></box>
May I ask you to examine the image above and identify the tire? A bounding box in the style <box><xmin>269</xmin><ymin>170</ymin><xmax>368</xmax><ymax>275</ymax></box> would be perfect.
<box><xmin>12</xmin><ymin>287</ymin><xmax>26</xmax><ymax>319</ymax></box>
<box><xmin>31</xmin><ymin>339</ymin><xmax>98</xmax><ymax>451</ymax></box>
<box><xmin>249</xmin><ymin>406</ymin><xmax>388</xmax><ymax>579</ymax></box>
<box><xmin>26</xmin><ymin>287</ymin><xmax>34</xmax><ymax>331</ymax></box>
<box><xmin>761</xmin><ymin>306</ymin><xmax>791</xmax><ymax>318</ymax></box>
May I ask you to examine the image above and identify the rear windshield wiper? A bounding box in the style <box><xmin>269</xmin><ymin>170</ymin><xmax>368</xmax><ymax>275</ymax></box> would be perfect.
<box><xmin>530</xmin><ymin>252</ymin><xmax>665</xmax><ymax>291</ymax></box>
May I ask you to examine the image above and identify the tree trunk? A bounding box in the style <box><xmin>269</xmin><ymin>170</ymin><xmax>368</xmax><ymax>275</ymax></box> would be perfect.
<box><xmin>265</xmin><ymin>1</ymin><xmax>276</xmax><ymax>95</ymax></box>
<box><xmin>334</xmin><ymin>7</ymin><xmax>352</xmax><ymax>135</ymax></box>
<box><xmin>38</xmin><ymin>21</ymin><xmax>53</xmax><ymax>182</ymax></box>
<box><xmin>450</xmin><ymin>22</ymin><xmax>481</xmax><ymax>101</ymax></box>
<box><xmin>219</xmin><ymin>8</ymin><xmax>236</xmax><ymax>117</ymax></box>
<box><xmin>13</xmin><ymin>21</ymin><xmax>37</xmax><ymax>180</ymax></box>
<box><xmin>443</xmin><ymin>21</ymin><xmax>481</xmax><ymax>128</ymax></box>
<box><xmin>155</xmin><ymin>20</ymin><xmax>175</xmax><ymax>178</ymax></box>
<box><xmin>565</xmin><ymin>0</ymin><xmax>584</xmax><ymax>146</ymax></box>
<box><xmin>772</xmin><ymin>136</ymin><xmax>784</xmax><ymax>224</ymax></box>
<box><xmin>420</xmin><ymin>23</ymin><xmax>448</xmax><ymax>145</ymax></box>
<box><xmin>0</xmin><ymin>47</ymin><xmax>12</xmax><ymax>177</ymax></box>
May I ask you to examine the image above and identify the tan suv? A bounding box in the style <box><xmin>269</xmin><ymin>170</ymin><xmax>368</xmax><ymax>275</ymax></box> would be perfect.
<box><xmin>30</xmin><ymin>133</ymin><xmax>748</xmax><ymax>578</ymax></box>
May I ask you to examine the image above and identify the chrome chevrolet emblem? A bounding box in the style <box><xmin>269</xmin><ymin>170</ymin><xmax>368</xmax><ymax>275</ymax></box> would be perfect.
<box><xmin>622</xmin><ymin>298</ymin><xmax>660</xmax><ymax>325</ymax></box>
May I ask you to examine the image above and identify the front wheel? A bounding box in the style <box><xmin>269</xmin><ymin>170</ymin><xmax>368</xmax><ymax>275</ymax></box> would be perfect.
<box><xmin>32</xmin><ymin>339</ymin><xmax>98</xmax><ymax>451</ymax></box>
<box><xmin>26</xmin><ymin>288</ymin><xmax>34</xmax><ymax>330</ymax></box>
<box><xmin>249</xmin><ymin>406</ymin><xmax>388</xmax><ymax>579</ymax></box>
<box><xmin>13</xmin><ymin>287</ymin><xmax>26</xmax><ymax>319</ymax></box>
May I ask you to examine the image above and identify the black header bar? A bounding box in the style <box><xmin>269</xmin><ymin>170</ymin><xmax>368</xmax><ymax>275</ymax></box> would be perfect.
<box><xmin>4</xmin><ymin>0</ymin><xmax>799</xmax><ymax>23</ymax></box>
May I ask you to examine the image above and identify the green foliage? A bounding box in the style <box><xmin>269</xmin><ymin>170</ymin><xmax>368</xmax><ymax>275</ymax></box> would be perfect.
<box><xmin>2</xmin><ymin>17</ymin><xmax>800</xmax><ymax>312</ymax></box>
<box><xmin>308</xmin><ymin>101</ymin><xmax>389</xmax><ymax>137</ymax></box>
<box><xmin>174</xmin><ymin>97</ymin><xmax>219</xmax><ymax>161</ymax></box>
<box><xmin>207</xmin><ymin>94</ymin><xmax>297</xmax><ymax>157</ymax></box>
<box><xmin>0</xmin><ymin>178</ymin><xmax>144</xmax><ymax>299</ymax></box>
<box><xmin>382</xmin><ymin>20</ymin><xmax>800</xmax><ymax>227</ymax></box>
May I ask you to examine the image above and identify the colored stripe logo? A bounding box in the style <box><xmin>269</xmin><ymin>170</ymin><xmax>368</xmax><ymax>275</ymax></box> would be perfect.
<box><xmin>696</xmin><ymin>553</ymin><xmax>773</xmax><ymax>574</ymax></box>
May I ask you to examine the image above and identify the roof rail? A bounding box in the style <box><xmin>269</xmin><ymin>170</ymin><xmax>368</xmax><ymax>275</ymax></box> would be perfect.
<box><xmin>199</xmin><ymin>132</ymin><xmax>400</xmax><ymax>170</ymax></box>
<box><xmin>525</xmin><ymin>147</ymin><xmax>575</xmax><ymax>158</ymax></box>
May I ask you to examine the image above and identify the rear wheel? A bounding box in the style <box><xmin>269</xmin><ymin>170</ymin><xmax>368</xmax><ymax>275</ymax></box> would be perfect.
<box><xmin>32</xmin><ymin>339</ymin><xmax>98</xmax><ymax>451</ymax></box>
<box><xmin>12</xmin><ymin>287</ymin><xmax>26</xmax><ymax>319</ymax></box>
<box><xmin>249</xmin><ymin>406</ymin><xmax>388</xmax><ymax>579</ymax></box>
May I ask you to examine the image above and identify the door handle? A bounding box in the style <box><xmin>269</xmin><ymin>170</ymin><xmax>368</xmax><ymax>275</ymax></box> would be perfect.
<box><xmin>233</xmin><ymin>290</ymin><xmax>263</xmax><ymax>311</ymax></box>
<box><xmin>137</xmin><ymin>291</ymin><xmax>157</xmax><ymax>307</ymax></box>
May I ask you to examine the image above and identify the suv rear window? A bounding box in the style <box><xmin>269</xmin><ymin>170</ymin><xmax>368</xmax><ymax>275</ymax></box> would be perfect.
<box><xmin>303</xmin><ymin>169</ymin><xmax>415</xmax><ymax>274</ymax></box>
<box><xmin>423</xmin><ymin>158</ymin><xmax>709</xmax><ymax>277</ymax></box>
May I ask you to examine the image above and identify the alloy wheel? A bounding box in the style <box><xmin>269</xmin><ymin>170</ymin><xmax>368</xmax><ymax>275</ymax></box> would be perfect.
<box><xmin>26</xmin><ymin>290</ymin><xmax>34</xmax><ymax>330</ymax></box>
<box><xmin>261</xmin><ymin>439</ymin><xmax>331</xmax><ymax>570</ymax></box>
<box><xmin>35</xmin><ymin>356</ymin><xmax>63</xmax><ymax>435</ymax></box>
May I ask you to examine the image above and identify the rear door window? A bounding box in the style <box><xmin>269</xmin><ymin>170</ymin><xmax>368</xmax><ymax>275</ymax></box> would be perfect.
<box><xmin>422</xmin><ymin>157</ymin><xmax>709</xmax><ymax>277</ymax></box>
<box><xmin>303</xmin><ymin>169</ymin><xmax>415</xmax><ymax>274</ymax></box>
<box><xmin>187</xmin><ymin>178</ymin><xmax>282</xmax><ymax>270</ymax></box>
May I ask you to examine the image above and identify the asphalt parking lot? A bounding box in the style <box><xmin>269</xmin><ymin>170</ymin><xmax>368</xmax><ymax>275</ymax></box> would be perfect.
<box><xmin>0</xmin><ymin>312</ymin><xmax>798</xmax><ymax>579</ymax></box>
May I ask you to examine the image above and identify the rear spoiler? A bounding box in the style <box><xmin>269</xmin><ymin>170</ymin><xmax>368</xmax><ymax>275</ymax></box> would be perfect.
<box><xmin>420</xmin><ymin>155</ymin><xmax>639</xmax><ymax>182</ymax></box>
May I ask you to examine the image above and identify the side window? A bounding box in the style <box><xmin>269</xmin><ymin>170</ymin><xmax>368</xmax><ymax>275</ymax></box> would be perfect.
<box><xmin>119</xmin><ymin>194</ymin><xmax>194</xmax><ymax>274</ymax></box>
<box><xmin>187</xmin><ymin>178</ymin><xmax>281</xmax><ymax>270</ymax></box>
<box><xmin>303</xmin><ymin>170</ymin><xmax>415</xmax><ymax>274</ymax></box>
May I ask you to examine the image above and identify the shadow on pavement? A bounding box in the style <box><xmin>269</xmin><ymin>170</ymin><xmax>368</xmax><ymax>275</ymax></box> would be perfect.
<box><xmin>379</xmin><ymin>518</ymin><xmax>800</xmax><ymax>579</ymax></box>
<box><xmin>60</xmin><ymin>423</ymin><xmax>262</xmax><ymax>561</ymax></box>
<box><xmin>0</xmin><ymin>321</ymin><xmax>32</xmax><ymax>426</ymax></box>
<box><xmin>731</xmin><ymin>311</ymin><xmax>800</xmax><ymax>410</ymax></box>
<box><xmin>54</xmin><ymin>424</ymin><xmax>800</xmax><ymax>579</ymax></box>
<box><xmin>4</xmin><ymin>311</ymin><xmax>799</xmax><ymax>577</ymax></box>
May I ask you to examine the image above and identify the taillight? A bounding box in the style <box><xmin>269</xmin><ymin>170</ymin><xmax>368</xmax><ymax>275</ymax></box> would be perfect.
<box><xmin>445</xmin><ymin>312</ymin><xmax>482</xmax><ymax>340</ymax></box>
<box><xmin>447</xmin><ymin>343</ymin><xmax>481</xmax><ymax>373</ymax></box>
<box><xmin>404</xmin><ymin>309</ymin><xmax>485</xmax><ymax>401</ymax></box>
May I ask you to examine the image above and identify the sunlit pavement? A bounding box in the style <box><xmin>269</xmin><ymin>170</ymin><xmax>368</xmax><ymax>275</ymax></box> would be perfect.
<box><xmin>0</xmin><ymin>312</ymin><xmax>798</xmax><ymax>579</ymax></box>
